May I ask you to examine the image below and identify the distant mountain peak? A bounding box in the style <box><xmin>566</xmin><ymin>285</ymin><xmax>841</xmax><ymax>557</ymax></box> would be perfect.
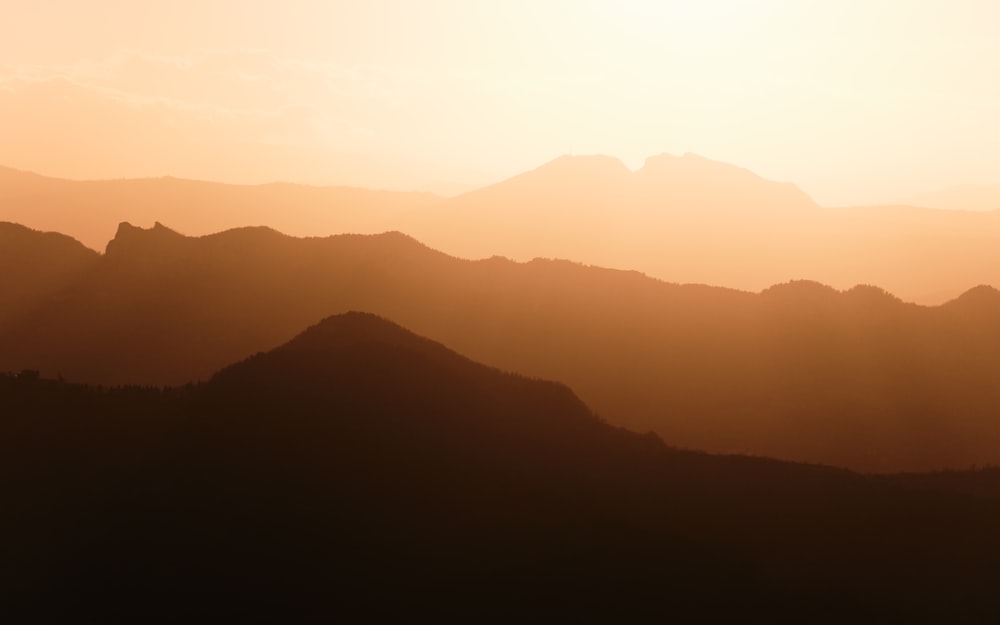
<box><xmin>283</xmin><ymin>311</ymin><xmax>425</xmax><ymax>351</ymax></box>
<box><xmin>760</xmin><ymin>280</ymin><xmax>840</xmax><ymax>301</ymax></box>
<box><xmin>843</xmin><ymin>284</ymin><xmax>903</xmax><ymax>305</ymax></box>
<box><xmin>962</xmin><ymin>284</ymin><xmax>1000</xmax><ymax>297</ymax></box>
<box><xmin>112</xmin><ymin>220</ymin><xmax>179</xmax><ymax>237</ymax></box>
<box><xmin>105</xmin><ymin>221</ymin><xmax>185</xmax><ymax>255</ymax></box>
<box><xmin>758</xmin><ymin>281</ymin><xmax>911</xmax><ymax>310</ymax></box>
<box><xmin>531</xmin><ymin>154</ymin><xmax>632</xmax><ymax>179</ymax></box>
<box><xmin>945</xmin><ymin>285</ymin><xmax>1000</xmax><ymax>309</ymax></box>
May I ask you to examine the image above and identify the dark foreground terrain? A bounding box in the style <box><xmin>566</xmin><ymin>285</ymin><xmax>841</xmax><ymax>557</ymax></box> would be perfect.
<box><xmin>3</xmin><ymin>313</ymin><xmax>1000</xmax><ymax>622</ymax></box>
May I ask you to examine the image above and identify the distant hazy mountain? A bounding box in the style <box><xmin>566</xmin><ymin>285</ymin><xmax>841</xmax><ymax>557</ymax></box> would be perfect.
<box><xmin>5</xmin><ymin>221</ymin><xmax>1000</xmax><ymax>472</ymax></box>
<box><xmin>397</xmin><ymin>152</ymin><xmax>817</xmax><ymax>282</ymax></box>
<box><xmin>0</xmin><ymin>165</ymin><xmax>439</xmax><ymax>251</ymax></box>
<box><xmin>394</xmin><ymin>153</ymin><xmax>1000</xmax><ymax>303</ymax></box>
<box><xmin>902</xmin><ymin>184</ymin><xmax>1000</xmax><ymax>212</ymax></box>
<box><xmin>6</xmin><ymin>157</ymin><xmax>1000</xmax><ymax>303</ymax></box>
<box><xmin>5</xmin><ymin>313</ymin><xmax>1000</xmax><ymax>621</ymax></box>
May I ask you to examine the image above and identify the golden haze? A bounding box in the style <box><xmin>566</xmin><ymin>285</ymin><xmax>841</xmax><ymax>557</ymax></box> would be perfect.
<box><xmin>5</xmin><ymin>3</ymin><xmax>1000</xmax><ymax>617</ymax></box>
<box><xmin>2</xmin><ymin>1</ymin><xmax>998</xmax><ymax>205</ymax></box>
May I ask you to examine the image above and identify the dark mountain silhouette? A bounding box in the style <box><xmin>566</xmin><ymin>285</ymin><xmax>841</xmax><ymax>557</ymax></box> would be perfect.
<box><xmin>4</xmin><ymin>313</ymin><xmax>1000</xmax><ymax>622</ymax></box>
<box><xmin>0</xmin><ymin>164</ymin><xmax>439</xmax><ymax>250</ymax></box>
<box><xmin>4</xmin><ymin>222</ymin><xmax>1000</xmax><ymax>472</ymax></box>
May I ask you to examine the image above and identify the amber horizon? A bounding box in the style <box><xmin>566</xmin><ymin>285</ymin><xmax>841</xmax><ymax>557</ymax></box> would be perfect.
<box><xmin>5</xmin><ymin>149</ymin><xmax>1000</xmax><ymax>306</ymax></box>
<box><xmin>3</xmin><ymin>1</ymin><xmax>999</xmax><ymax>207</ymax></box>
<box><xmin>7</xmin><ymin>3</ymin><xmax>1000</xmax><ymax>617</ymax></box>
<box><xmin>6</xmin><ymin>151</ymin><xmax>1000</xmax><ymax>213</ymax></box>
<box><xmin>3</xmin><ymin>0</ymin><xmax>1000</xmax><ymax>462</ymax></box>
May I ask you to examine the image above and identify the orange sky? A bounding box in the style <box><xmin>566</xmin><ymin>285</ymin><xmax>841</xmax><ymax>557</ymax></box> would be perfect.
<box><xmin>2</xmin><ymin>0</ymin><xmax>998</xmax><ymax>204</ymax></box>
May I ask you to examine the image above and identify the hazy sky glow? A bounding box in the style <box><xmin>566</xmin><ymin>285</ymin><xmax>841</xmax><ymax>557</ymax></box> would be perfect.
<box><xmin>2</xmin><ymin>0</ymin><xmax>998</xmax><ymax>203</ymax></box>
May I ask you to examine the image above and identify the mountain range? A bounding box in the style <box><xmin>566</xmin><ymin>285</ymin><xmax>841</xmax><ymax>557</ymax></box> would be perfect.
<box><xmin>5</xmin><ymin>312</ymin><xmax>1000</xmax><ymax>621</ymax></box>
<box><xmin>4</xmin><ymin>221</ymin><xmax>1000</xmax><ymax>472</ymax></box>
<box><xmin>398</xmin><ymin>152</ymin><xmax>817</xmax><ymax>271</ymax></box>
<box><xmin>0</xmin><ymin>164</ymin><xmax>439</xmax><ymax>251</ymax></box>
<box><xmin>5</xmin><ymin>155</ymin><xmax>1000</xmax><ymax>303</ymax></box>
<box><xmin>400</xmin><ymin>153</ymin><xmax>1000</xmax><ymax>303</ymax></box>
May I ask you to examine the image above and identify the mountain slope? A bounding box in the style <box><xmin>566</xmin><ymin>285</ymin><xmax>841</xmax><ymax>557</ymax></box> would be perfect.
<box><xmin>5</xmin><ymin>223</ymin><xmax>1000</xmax><ymax>471</ymax></box>
<box><xmin>397</xmin><ymin>152</ymin><xmax>819</xmax><ymax>283</ymax></box>
<box><xmin>7</xmin><ymin>156</ymin><xmax>1000</xmax><ymax>302</ymax></box>
<box><xmin>0</xmin><ymin>222</ymin><xmax>99</xmax><ymax>327</ymax></box>
<box><xmin>632</xmin><ymin>152</ymin><xmax>816</xmax><ymax>213</ymax></box>
<box><xmin>396</xmin><ymin>152</ymin><xmax>1000</xmax><ymax>303</ymax></box>
<box><xmin>4</xmin><ymin>314</ymin><xmax>1000</xmax><ymax>621</ymax></box>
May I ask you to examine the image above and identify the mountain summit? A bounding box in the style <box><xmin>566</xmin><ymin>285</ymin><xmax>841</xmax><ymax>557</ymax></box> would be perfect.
<box><xmin>528</xmin><ymin>153</ymin><xmax>633</xmax><ymax>179</ymax></box>
<box><xmin>396</xmin><ymin>151</ymin><xmax>819</xmax><ymax>273</ymax></box>
<box><xmin>6</xmin><ymin>223</ymin><xmax>1000</xmax><ymax>471</ymax></box>
<box><xmin>208</xmin><ymin>312</ymin><xmax>600</xmax><ymax>441</ymax></box>
<box><xmin>106</xmin><ymin>221</ymin><xmax>184</xmax><ymax>251</ymax></box>
<box><xmin>6</xmin><ymin>311</ymin><xmax>1000</xmax><ymax>621</ymax></box>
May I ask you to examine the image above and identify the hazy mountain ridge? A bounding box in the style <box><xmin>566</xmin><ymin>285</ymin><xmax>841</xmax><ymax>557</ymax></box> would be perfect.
<box><xmin>5</xmin><ymin>220</ymin><xmax>1000</xmax><ymax>472</ymax></box>
<box><xmin>6</xmin><ymin>155</ymin><xmax>1000</xmax><ymax>303</ymax></box>
<box><xmin>4</xmin><ymin>313</ymin><xmax>1000</xmax><ymax>621</ymax></box>
<box><xmin>395</xmin><ymin>153</ymin><xmax>820</xmax><ymax>287</ymax></box>
<box><xmin>0</xmin><ymin>164</ymin><xmax>440</xmax><ymax>251</ymax></box>
<box><xmin>397</xmin><ymin>153</ymin><xmax>1000</xmax><ymax>303</ymax></box>
<box><xmin>633</xmin><ymin>152</ymin><xmax>817</xmax><ymax>210</ymax></box>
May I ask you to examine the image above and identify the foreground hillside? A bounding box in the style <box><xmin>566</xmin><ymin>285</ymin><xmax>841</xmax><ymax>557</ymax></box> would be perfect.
<box><xmin>4</xmin><ymin>222</ymin><xmax>1000</xmax><ymax>472</ymax></box>
<box><xmin>4</xmin><ymin>313</ymin><xmax>1000</xmax><ymax>622</ymax></box>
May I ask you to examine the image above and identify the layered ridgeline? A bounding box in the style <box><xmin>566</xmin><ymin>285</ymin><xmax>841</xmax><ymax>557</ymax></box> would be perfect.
<box><xmin>0</xmin><ymin>164</ymin><xmax>439</xmax><ymax>251</ymax></box>
<box><xmin>399</xmin><ymin>153</ymin><xmax>1000</xmax><ymax>304</ymax></box>
<box><xmin>4</xmin><ymin>222</ymin><xmax>1000</xmax><ymax>472</ymax></box>
<box><xmin>4</xmin><ymin>313</ymin><xmax>1000</xmax><ymax>621</ymax></box>
<box><xmin>399</xmin><ymin>153</ymin><xmax>819</xmax><ymax>288</ymax></box>
<box><xmin>5</xmin><ymin>156</ymin><xmax>1000</xmax><ymax>303</ymax></box>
